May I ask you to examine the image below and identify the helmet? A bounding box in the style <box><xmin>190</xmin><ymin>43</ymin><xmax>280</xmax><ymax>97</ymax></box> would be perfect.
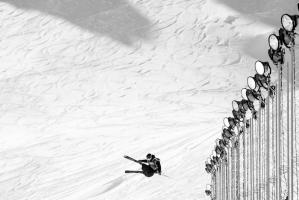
<box><xmin>146</xmin><ymin>153</ymin><xmax>152</xmax><ymax>160</ymax></box>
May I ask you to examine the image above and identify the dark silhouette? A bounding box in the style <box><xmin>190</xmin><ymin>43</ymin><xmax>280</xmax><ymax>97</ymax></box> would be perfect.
<box><xmin>124</xmin><ymin>154</ymin><xmax>162</xmax><ymax>177</ymax></box>
<box><xmin>138</xmin><ymin>153</ymin><xmax>162</xmax><ymax>175</ymax></box>
<box><xmin>1</xmin><ymin>0</ymin><xmax>153</xmax><ymax>45</ymax></box>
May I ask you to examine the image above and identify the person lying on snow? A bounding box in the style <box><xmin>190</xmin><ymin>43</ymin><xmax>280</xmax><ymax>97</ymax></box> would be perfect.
<box><xmin>124</xmin><ymin>153</ymin><xmax>162</xmax><ymax>177</ymax></box>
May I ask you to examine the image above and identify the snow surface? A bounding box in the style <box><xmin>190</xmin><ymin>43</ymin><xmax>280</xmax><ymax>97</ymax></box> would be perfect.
<box><xmin>0</xmin><ymin>0</ymin><xmax>298</xmax><ymax>200</ymax></box>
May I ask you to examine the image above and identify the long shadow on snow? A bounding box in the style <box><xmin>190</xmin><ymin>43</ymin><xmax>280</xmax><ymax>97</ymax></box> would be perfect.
<box><xmin>215</xmin><ymin>0</ymin><xmax>298</xmax><ymax>27</ymax></box>
<box><xmin>222</xmin><ymin>0</ymin><xmax>299</xmax><ymax>89</ymax></box>
<box><xmin>1</xmin><ymin>0</ymin><xmax>153</xmax><ymax>46</ymax></box>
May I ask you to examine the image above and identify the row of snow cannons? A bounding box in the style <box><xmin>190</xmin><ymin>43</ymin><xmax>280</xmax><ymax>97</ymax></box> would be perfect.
<box><xmin>204</xmin><ymin>4</ymin><xmax>299</xmax><ymax>200</ymax></box>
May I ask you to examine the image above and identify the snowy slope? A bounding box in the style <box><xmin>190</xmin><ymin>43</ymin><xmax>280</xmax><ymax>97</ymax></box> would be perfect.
<box><xmin>0</xmin><ymin>0</ymin><xmax>298</xmax><ymax>200</ymax></box>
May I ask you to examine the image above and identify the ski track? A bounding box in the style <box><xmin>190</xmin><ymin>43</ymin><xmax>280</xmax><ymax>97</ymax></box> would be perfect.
<box><xmin>0</xmin><ymin>0</ymin><xmax>298</xmax><ymax>200</ymax></box>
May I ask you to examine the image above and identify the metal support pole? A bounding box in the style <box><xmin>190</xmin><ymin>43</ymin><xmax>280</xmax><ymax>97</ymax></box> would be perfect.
<box><xmin>262</xmin><ymin>109</ymin><xmax>266</xmax><ymax>200</ymax></box>
<box><xmin>258</xmin><ymin>107</ymin><xmax>262</xmax><ymax>200</ymax></box>
<box><xmin>256</xmin><ymin>118</ymin><xmax>258</xmax><ymax>198</ymax></box>
<box><xmin>288</xmin><ymin>45</ymin><xmax>295</xmax><ymax>200</ymax></box>
<box><xmin>266</xmin><ymin>94</ymin><xmax>270</xmax><ymax>200</ymax></box>
<box><xmin>232</xmin><ymin>146</ymin><xmax>235</xmax><ymax>200</ymax></box>
<box><xmin>215</xmin><ymin>172</ymin><xmax>218</xmax><ymax>200</ymax></box>
<box><xmin>276</xmin><ymin>63</ymin><xmax>282</xmax><ymax>200</ymax></box>
<box><xmin>272</xmin><ymin>95</ymin><xmax>276</xmax><ymax>200</ymax></box>
<box><xmin>227</xmin><ymin>147</ymin><xmax>231</xmax><ymax>199</ymax></box>
<box><xmin>243</xmin><ymin>123</ymin><xmax>247</xmax><ymax>200</ymax></box>
<box><xmin>225</xmin><ymin>162</ymin><xmax>228</xmax><ymax>200</ymax></box>
<box><xmin>217</xmin><ymin>169</ymin><xmax>219</xmax><ymax>200</ymax></box>
<box><xmin>237</xmin><ymin>136</ymin><xmax>241</xmax><ymax>200</ymax></box>
<box><xmin>287</xmin><ymin>61</ymin><xmax>291</xmax><ymax>200</ymax></box>
<box><xmin>227</xmin><ymin>156</ymin><xmax>230</xmax><ymax>200</ymax></box>
<box><xmin>223</xmin><ymin>163</ymin><xmax>225</xmax><ymax>200</ymax></box>
<box><xmin>248</xmin><ymin>122</ymin><xmax>251</xmax><ymax>200</ymax></box>
<box><xmin>220</xmin><ymin>164</ymin><xmax>222</xmax><ymax>200</ymax></box>
<box><xmin>219</xmin><ymin>168</ymin><xmax>221</xmax><ymax>200</ymax></box>
<box><xmin>224</xmin><ymin>164</ymin><xmax>226</xmax><ymax>200</ymax></box>
<box><xmin>250</xmin><ymin>118</ymin><xmax>255</xmax><ymax>200</ymax></box>
<box><xmin>213</xmin><ymin>172</ymin><xmax>216</xmax><ymax>200</ymax></box>
<box><xmin>248</xmin><ymin>119</ymin><xmax>251</xmax><ymax>200</ymax></box>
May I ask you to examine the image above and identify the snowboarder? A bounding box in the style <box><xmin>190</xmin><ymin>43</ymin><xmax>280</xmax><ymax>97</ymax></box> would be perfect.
<box><xmin>124</xmin><ymin>153</ymin><xmax>162</xmax><ymax>177</ymax></box>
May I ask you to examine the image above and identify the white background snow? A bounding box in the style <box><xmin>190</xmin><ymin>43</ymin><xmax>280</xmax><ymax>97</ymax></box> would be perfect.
<box><xmin>0</xmin><ymin>0</ymin><xmax>298</xmax><ymax>200</ymax></box>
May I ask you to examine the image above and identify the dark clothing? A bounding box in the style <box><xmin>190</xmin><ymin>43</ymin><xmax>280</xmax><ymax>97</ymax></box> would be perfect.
<box><xmin>139</xmin><ymin>157</ymin><xmax>162</xmax><ymax>174</ymax></box>
<box><xmin>125</xmin><ymin>155</ymin><xmax>162</xmax><ymax>177</ymax></box>
<box><xmin>141</xmin><ymin>164</ymin><xmax>155</xmax><ymax>177</ymax></box>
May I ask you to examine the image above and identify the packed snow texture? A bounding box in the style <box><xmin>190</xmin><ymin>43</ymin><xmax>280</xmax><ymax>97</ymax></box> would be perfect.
<box><xmin>0</xmin><ymin>0</ymin><xmax>298</xmax><ymax>200</ymax></box>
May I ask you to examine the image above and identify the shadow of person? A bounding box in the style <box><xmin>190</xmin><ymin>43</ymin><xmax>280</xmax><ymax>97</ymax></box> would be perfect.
<box><xmin>215</xmin><ymin>0</ymin><xmax>298</xmax><ymax>27</ymax></box>
<box><xmin>1</xmin><ymin>0</ymin><xmax>153</xmax><ymax>46</ymax></box>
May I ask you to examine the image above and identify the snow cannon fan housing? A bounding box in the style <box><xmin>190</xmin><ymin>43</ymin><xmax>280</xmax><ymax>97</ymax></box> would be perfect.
<box><xmin>217</xmin><ymin>138</ymin><xmax>228</xmax><ymax>148</ymax></box>
<box><xmin>268</xmin><ymin>34</ymin><xmax>284</xmax><ymax>65</ymax></box>
<box><xmin>279</xmin><ymin>27</ymin><xmax>296</xmax><ymax>48</ymax></box>
<box><xmin>248</xmin><ymin>74</ymin><xmax>270</xmax><ymax>93</ymax></box>
<box><xmin>205</xmin><ymin>185</ymin><xmax>212</xmax><ymax>196</ymax></box>
<box><xmin>240</xmin><ymin>100</ymin><xmax>250</xmax><ymax>111</ymax></box>
<box><xmin>232</xmin><ymin>100</ymin><xmax>248</xmax><ymax>113</ymax></box>
<box><xmin>232</xmin><ymin>100</ymin><xmax>246</xmax><ymax>121</ymax></box>
<box><xmin>210</xmin><ymin>155</ymin><xmax>220</xmax><ymax>168</ymax></box>
<box><xmin>215</xmin><ymin>145</ymin><xmax>225</xmax><ymax>155</ymax></box>
<box><xmin>219</xmin><ymin>149</ymin><xmax>227</xmax><ymax>160</ymax></box>
<box><xmin>214</xmin><ymin>141</ymin><xmax>227</xmax><ymax>159</ymax></box>
<box><xmin>242</xmin><ymin>88</ymin><xmax>262</xmax><ymax>111</ymax></box>
<box><xmin>245</xmin><ymin>88</ymin><xmax>261</xmax><ymax>103</ymax></box>
<box><xmin>222</xmin><ymin>127</ymin><xmax>234</xmax><ymax>140</ymax></box>
<box><xmin>241</xmin><ymin>89</ymin><xmax>258</xmax><ymax>118</ymax></box>
<box><xmin>247</xmin><ymin>76</ymin><xmax>259</xmax><ymax>92</ymax></box>
<box><xmin>210</xmin><ymin>157</ymin><xmax>216</xmax><ymax>166</ymax></box>
<box><xmin>281</xmin><ymin>14</ymin><xmax>299</xmax><ymax>32</ymax></box>
<box><xmin>232</xmin><ymin>100</ymin><xmax>241</xmax><ymax>112</ymax></box>
<box><xmin>241</xmin><ymin>88</ymin><xmax>248</xmax><ymax>100</ymax></box>
<box><xmin>279</xmin><ymin>14</ymin><xmax>299</xmax><ymax>48</ymax></box>
<box><xmin>232</xmin><ymin>109</ymin><xmax>244</xmax><ymax>122</ymax></box>
<box><xmin>221</xmin><ymin>132</ymin><xmax>230</xmax><ymax>144</ymax></box>
<box><xmin>255</xmin><ymin>61</ymin><xmax>271</xmax><ymax>77</ymax></box>
<box><xmin>205</xmin><ymin>162</ymin><xmax>213</xmax><ymax>173</ymax></box>
<box><xmin>268</xmin><ymin>34</ymin><xmax>281</xmax><ymax>51</ymax></box>
<box><xmin>223</xmin><ymin>117</ymin><xmax>237</xmax><ymax>129</ymax></box>
<box><xmin>255</xmin><ymin>74</ymin><xmax>270</xmax><ymax>90</ymax></box>
<box><xmin>205</xmin><ymin>190</ymin><xmax>212</xmax><ymax>196</ymax></box>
